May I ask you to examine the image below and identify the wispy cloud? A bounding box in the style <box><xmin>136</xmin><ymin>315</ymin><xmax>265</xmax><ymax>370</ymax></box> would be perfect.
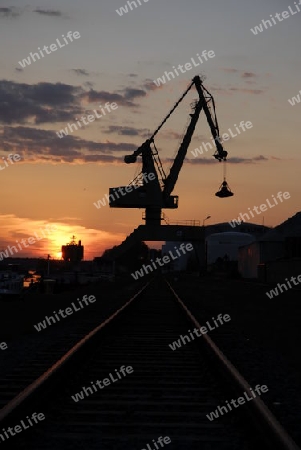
<box><xmin>141</xmin><ymin>78</ymin><xmax>163</xmax><ymax>91</ymax></box>
<box><xmin>242</xmin><ymin>72</ymin><xmax>257</xmax><ymax>78</ymax></box>
<box><xmin>0</xmin><ymin>7</ymin><xmax>64</xmax><ymax>19</ymax></box>
<box><xmin>0</xmin><ymin>7</ymin><xmax>20</xmax><ymax>18</ymax></box>
<box><xmin>121</xmin><ymin>87</ymin><xmax>146</xmax><ymax>100</ymax></box>
<box><xmin>182</xmin><ymin>155</ymin><xmax>270</xmax><ymax>165</ymax></box>
<box><xmin>33</xmin><ymin>9</ymin><xmax>63</xmax><ymax>17</ymax></box>
<box><xmin>210</xmin><ymin>85</ymin><xmax>267</xmax><ymax>95</ymax></box>
<box><xmin>103</xmin><ymin>125</ymin><xmax>149</xmax><ymax>137</ymax></box>
<box><xmin>220</xmin><ymin>67</ymin><xmax>240</xmax><ymax>74</ymax></box>
<box><xmin>71</xmin><ymin>69</ymin><xmax>90</xmax><ymax>77</ymax></box>
<box><xmin>229</xmin><ymin>87</ymin><xmax>266</xmax><ymax>94</ymax></box>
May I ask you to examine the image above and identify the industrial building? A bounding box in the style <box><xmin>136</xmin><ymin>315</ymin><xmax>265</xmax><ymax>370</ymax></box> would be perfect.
<box><xmin>62</xmin><ymin>236</ymin><xmax>84</xmax><ymax>262</ymax></box>
<box><xmin>206</xmin><ymin>232</ymin><xmax>255</xmax><ymax>265</ymax></box>
<box><xmin>238</xmin><ymin>212</ymin><xmax>301</xmax><ymax>281</ymax></box>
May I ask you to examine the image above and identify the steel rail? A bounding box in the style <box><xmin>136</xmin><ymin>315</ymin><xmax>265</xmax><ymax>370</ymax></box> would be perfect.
<box><xmin>166</xmin><ymin>279</ymin><xmax>300</xmax><ymax>450</ymax></box>
<box><xmin>0</xmin><ymin>280</ymin><xmax>151</xmax><ymax>422</ymax></box>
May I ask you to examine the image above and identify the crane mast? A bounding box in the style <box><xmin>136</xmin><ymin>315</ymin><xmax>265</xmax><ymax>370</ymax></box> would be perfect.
<box><xmin>162</xmin><ymin>98</ymin><xmax>203</xmax><ymax>200</ymax></box>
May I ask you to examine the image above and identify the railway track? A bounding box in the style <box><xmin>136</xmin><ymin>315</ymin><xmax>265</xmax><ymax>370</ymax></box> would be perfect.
<box><xmin>0</xmin><ymin>277</ymin><xmax>299</xmax><ymax>450</ymax></box>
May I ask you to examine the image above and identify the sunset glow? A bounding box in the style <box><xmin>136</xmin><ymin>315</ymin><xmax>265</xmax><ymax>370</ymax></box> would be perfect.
<box><xmin>0</xmin><ymin>0</ymin><xmax>300</xmax><ymax>260</ymax></box>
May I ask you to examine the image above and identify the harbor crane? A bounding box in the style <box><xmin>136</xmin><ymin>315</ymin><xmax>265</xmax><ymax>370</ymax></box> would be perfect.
<box><xmin>109</xmin><ymin>75</ymin><xmax>233</xmax><ymax>227</ymax></box>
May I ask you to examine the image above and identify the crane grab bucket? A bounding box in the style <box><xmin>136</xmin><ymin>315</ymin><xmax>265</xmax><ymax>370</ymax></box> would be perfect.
<box><xmin>215</xmin><ymin>180</ymin><xmax>234</xmax><ymax>198</ymax></box>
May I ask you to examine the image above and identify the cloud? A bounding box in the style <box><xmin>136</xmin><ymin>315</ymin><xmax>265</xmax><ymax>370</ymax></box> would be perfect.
<box><xmin>0</xmin><ymin>126</ymin><xmax>136</xmax><ymax>163</ymax></box>
<box><xmin>103</xmin><ymin>125</ymin><xmax>186</xmax><ymax>142</ymax></box>
<box><xmin>220</xmin><ymin>68</ymin><xmax>258</xmax><ymax>79</ymax></box>
<box><xmin>0</xmin><ymin>214</ymin><xmax>58</xmax><ymax>256</ymax></box>
<box><xmin>121</xmin><ymin>87</ymin><xmax>146</xmax><ymax>100</ymax></box>
<box><xmin>0</xmin><ymin>7</ymin><xmax>20</xmax><ymax>18</ymax></box>
<box><xmin>219</xmin><ymin>69</ymin><xmax>261</xmax><ymax>89</ymax></box>
<box><xmin>229</xmin><ymin>87</ymin><xmax>265</xmax><ymax>94</ymax></box>
<box><xmin>141</xmin><ymin>78</ymin><xmax>163</xmax><ymax>91</ymax></box>
<box><xmin>33</xmin><ymin>9</ymin><xmax>63</xmax><ymax>17</ymax></box>
<box><xmin>0</xmin><ymin>79</ymin><xmax>153</xmax><ymax>128</ymax></box>
<box><xmin>184</xmin><ymin>155</ymin><xmax>269</xmax><ymax>165</ymax></box>
<box><xmin>160</xmin><ymin>130</ymin><xmax>184</xmax><ymax>140</ymax></box>
<box><xmin>220</xmin><ymin>68</ymin><xmax>240</xmax><ymax>73</ymax></box>
<box><xmin>71</xmin><ymin>69</ymin><xmax>90</xmax><ymax>77</ymax></box>
<box><xmin>83</xmin><ymin>89</ymin><xmax>137</xmax><ymax>107</ymax></box>
<box><xmin>242</xmin><ymin>72</ymin><xmax>257</xmax><ymax>78</ymax></box>
<box><xmin>228</xmin><ymin>155</ymin><xmax>268</xmax><ymax>163</ymax></box>
<box><xmin>0</xmin><ymin>80</ymin><xmax>83</xmax><ymax>125</ymax></box>
<box><xmin>83</xmin><ymin>81</ymin><xmax>94</xmax><ymax>89</ymax></box>
<box><xmin>210</xmin><ymin>85</ymin><xmax>267</xmax><ymax>95</ymax></box>
<box><xmin>104</xmin><ymin>125</ymin><xmax>149</xmax><ymax>137</ymax></box>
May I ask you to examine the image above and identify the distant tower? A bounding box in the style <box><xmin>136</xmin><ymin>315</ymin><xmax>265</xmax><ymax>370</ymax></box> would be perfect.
<box><xmin>61</xmin><ymin>236</ymin><xmax>84</xmax><ymax>262</ymax></box>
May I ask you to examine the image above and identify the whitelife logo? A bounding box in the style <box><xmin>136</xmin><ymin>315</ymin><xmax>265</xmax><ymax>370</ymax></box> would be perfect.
<box><xmin>288</xmin><ymin>89</ymin><xmax>301</xmax><ymax>106</ymax></box>
<box><xmin>229</xmin><ymin>191</ymin><xmax>291</xmax><ymax>228</ymax></box>
<box><xmin>250</xmin><ymin>2</ymin><xmax>301</xmax><ymax>35</ymax></box>
<box><xmin>0</xmin><ymin>224</ymin><xmax>57</xmax><ymax>261</ymax></box>
<box><xmin>266</xmin><ymin>274</ymin><xmax>301</xmax><ymax>299</ymax></box>
<box><xmin>191</xmin><ymin>121</ymin><xmax>253</xmax><ymax>158</ymax></box>
<box><xmin>33</xmin><ymin>295</ymin><xmax>96</xmax><ymax>332</ymax></box>
<box><xmin>116</xmin><ymin>0</ymin><xmax>149</xmax><ymax>16</ymax></box>
<box><xmin>0</xmin><ymin>153</ymin><xmax>21</xmax><ymax>171</ymax></box>
<box><xmin>140</xmin><ymin>436</ymin><xmax>171</xmax><ymax>450</ymax></box>
<box><xmin>131</xmin><ymin>243</ymin><xmax>194</xmax><ymax>280</ymax></box>
<box><xmin>56</xmin><ymin>102</ymin><xmax>118</xmax><ymax>138</ymax></box>
<box><xmin>0</xmin><ymin>412</ymin><xmax>45</xmax><ymax>443</ymax></box>
<box><xmin>93</xmin><ymin>172</ymin><xmax>155</xmax><ymax>209</ymax></box>
<box><xmin>153</xmin><ymin>50</ymin><xmax>215</xmax><ymax>87</ymax></box>
<box><xmin>71</xmin><ymin>365</ymin><xmax>134</xmax><ymax>402</ymax></box>
<box><xmin>206</xmin><ymin>384</ymin><xmax>269</xmax><ymax>421</ymax></box>
<box><xmin>0</xmin><ymin>341</ymin><xmax>8</xmax><ymax>351</ymax></box>
<box><xmin>168</xmin><ymin>314</ymin><xmax>231</xmax><ymax>351</ymax></box>
<box><xmin>18</xmin><ymin>31</ymin><xmax>81</xmax><ymax>68</ymax></box>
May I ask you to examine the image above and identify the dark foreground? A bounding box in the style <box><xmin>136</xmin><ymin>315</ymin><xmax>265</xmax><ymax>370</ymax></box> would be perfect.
<box><xmin>0</xmin><ymin>274</ymin><xmax>300</xmax><ymax>449</ymax></box>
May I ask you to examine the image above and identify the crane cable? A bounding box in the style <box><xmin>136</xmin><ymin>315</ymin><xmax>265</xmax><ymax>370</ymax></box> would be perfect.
<box><xmin>223</xmin><ymin>158</ymin><xmax>227</xmax><ymax>181</ymax></box>
<box><xmin>150</xmin><ymin>79</ymin><xmax>195</xmax><ymax>140</ymax></box>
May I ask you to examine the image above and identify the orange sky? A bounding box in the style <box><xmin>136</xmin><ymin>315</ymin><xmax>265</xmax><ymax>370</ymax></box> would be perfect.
<box><xmin>0</xmin><ymin>1</ymin><xmax>300</xmax><ymax>260</ymax></box>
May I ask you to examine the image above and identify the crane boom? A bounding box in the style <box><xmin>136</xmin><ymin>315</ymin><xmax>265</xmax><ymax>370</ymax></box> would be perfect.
<box><xmin>193</xmin><ymin>76</ymin><xmax>227</xmax><ymax>162</ymax></box>
<box><xmin>162</xmin><ymin>75</ymin><xmax>227</xmax><ymax>199</ymax></box>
